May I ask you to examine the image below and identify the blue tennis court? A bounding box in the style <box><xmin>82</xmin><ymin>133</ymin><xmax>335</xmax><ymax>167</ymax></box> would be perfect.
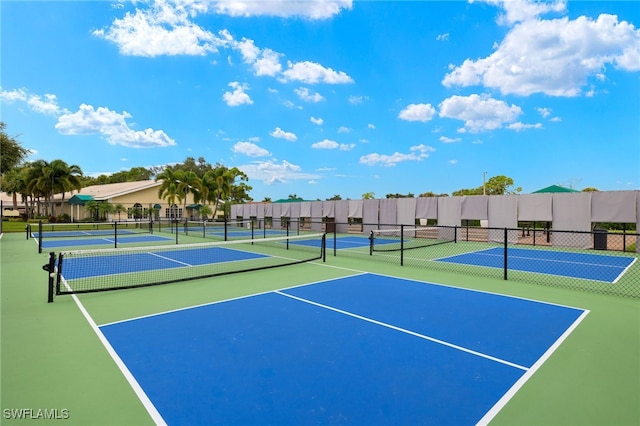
<box><xmin>291</xmin><ymin>235</ymin><xmax>373</xmax><ymax>250</ymax></box>
<box><xmin>40</xmin><ymin>234</ymin><xmax>172</xmax><ymax>248</ymax></box>
<box><xmin>61</xmin><ymin>246</ymin><xmax>268</xmax><ymax>279</ymax></box>
<box><xmin>99</xmin><ymin>274</ymin><xmax>587</xmax><ymax>425</ymax></box>
<box><xmin>436</xmin><ymin>247</ymin><xmax>636</xmax><ymax>283</ymax></box>
<box><xmin>33</xmin><ymin>229</ymin><xmax>142</xmax><ymax>238</ymax></box>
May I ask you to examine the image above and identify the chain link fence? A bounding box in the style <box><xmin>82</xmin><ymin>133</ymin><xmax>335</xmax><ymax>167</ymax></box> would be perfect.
<box><xmin>323</xmin><ymin>222</ymin><xmax>640</xmax><ymax>299</ymax></box>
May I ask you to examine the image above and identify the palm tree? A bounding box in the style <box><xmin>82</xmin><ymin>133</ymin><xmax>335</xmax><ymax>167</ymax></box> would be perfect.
<box><xmin>203</xmin><ymin>167</ymin><xmax>233</xmax><ymax>219</ymax></box>
<box><xmin>48</xmin><ymin>159</ymin><xmax>83</xmax><ymax>215</ymax></box>
<box><xmin>22</xmin><ymin>159</ymin><xmax>83</xmax><ymax>217</ymax></box>
<box><xmin>113</xmin><ymin>203</ymin><xmax>127</xmax><ymax>221</ymax></box>
<box><xmin>176</xmin><ymin>170</ymin><xmax>201</xmax><ymax>218</ymax></box>
<box><xmin>156</xmin><ymin>168</ymin><xmax>182</xmax><ymax>218</ymax></box>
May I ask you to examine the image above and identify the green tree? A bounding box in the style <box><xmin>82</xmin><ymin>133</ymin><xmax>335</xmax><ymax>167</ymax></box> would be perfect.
<box><xmin>327</xmin><ymin>194</ymin><xmax>342</xmax><ymax>201</ymax></box>
<box><xmin>582</xmin><ymin>187</ymin><xmax>599</xmax><ymax>192</ymax></box>
<box><xmin>386</xmin><ymin>193</ymin><xmax>415</xmax><ymax>198</ymax></box>
<box><xmin>113</xmin><ymin>203</ymin><xmax>127</xmax><ymax>221</ymax></box>
<box><xmin>452</xmin><ymin>175</ymin><xmax>521</xmax><ymax>196</ymax></box>
<box><xmin>0</xmin><ymin>168</ymin><xmax>27</xmax><ymax>210</ymax></box>
<box><xmin>0</xmin><ymin>122</ymin><xmax>30</xmax><ymax>174</ymax></box>
<box><xmin>362</xmin><ymin>192</ymin><xmax>375</xmax><ymax>199</ymax></box>
<box><xmin>156</xmin><ymin>168</ymin><xmax>183</xmax><ymax>211</ymax></box>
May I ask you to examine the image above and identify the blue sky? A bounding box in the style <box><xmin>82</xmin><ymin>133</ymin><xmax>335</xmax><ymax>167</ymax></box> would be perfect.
<box><xmin>1</xmin><ymin>0</ymin><xmax>639</xmax><ymax>201</ymax></box>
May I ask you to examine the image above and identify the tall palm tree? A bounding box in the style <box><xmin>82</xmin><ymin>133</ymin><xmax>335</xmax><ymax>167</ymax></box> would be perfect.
<box><xmin>25</xmin><ymin>160</ymin><xmax>50</xmax><ymax>216</ymax></box>
<box><xmin>156</xmin><ymin>168</ymin><xmax>182</xmax><ymax>218</ymax></box>
<box><xmin>22</xmin><ymin>159</ymin><xmax>83</xmax><ymax>217</ymax></box>
<box><xmin>203</xmin><ymin>167</ymin><xmax>233</xmax><ymax>219</ymax></box>
<box><xmin>45</xmin><ymin>159</ymin><xmax>83</xmax><ymax>216</ymax></box>
<box><xmin>176</xmin><ymin>170</ymin><xmax>201</xmax><ymax>217</ymax></box>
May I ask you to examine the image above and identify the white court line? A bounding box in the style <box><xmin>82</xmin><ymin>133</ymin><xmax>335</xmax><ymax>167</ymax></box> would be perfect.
<box><xmin>147</xmin><ymin>251</ymin><xmax>194</xmax><ymax>267</ymax></box>
<box><xmin>476</xmin><ymin>309</ymin><xmax>590</xmax><ymax>426</ymax></box>
<box><xmin>275</xmin><ymin>290</ymin><xmax>529</xmax><ymax>372</ymax></box>
<box><xmin>61</xmin><ymin>281</ymin><xmax>167</xmax><ymax>425</ymax></box>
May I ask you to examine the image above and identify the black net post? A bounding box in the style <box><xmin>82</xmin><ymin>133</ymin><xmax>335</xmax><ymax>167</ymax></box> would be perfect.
<box><xmin>26</xmin><ymin>224</ymin><xmax>30</xmax><ymax>240</ymax></box>
<box><xmin>322</xmin><ymin>233</ymin><xmax>327</xmax><ymax>262</ymax></box>
<box><xmin>400</xmin><ymin>224</ymin><xmax>405</xmax><ymax>266</ymax></box>
<box><xmin>38</xmin><ymin>220</ymin><xmax>43</xmax><ymax>254</ymax></box>
<box><xmin>44</xmin><ymin>252</ymin><xmax>57</xmax><ymax>303</ymax></box>
<box><xmin>503</xmin><ymin>227</ymin><xmax>508</xmax><ymax>280</ymax></box>
<box><xmin>369</xmin><ymin>230</ymin><xmax>374</xmax><ymax>255</ymax></box>
<box><xmin>114</xmin><ymin>222</ymin><xmax>118</xmax><ymax>248</ymax></box>
<box><xmin>224</xmin><ymin>217</ymin><xmax>228</xmax><ymax>241</ymax></box>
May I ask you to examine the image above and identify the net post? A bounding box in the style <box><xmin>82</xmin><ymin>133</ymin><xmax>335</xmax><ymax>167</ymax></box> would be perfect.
<box><xmin>38</xmin><ymin>220</ymin><xmax>43</xmax><ymax>254</ymax></box>
<box><xmin>322</xmin><ymin>233</ymin><xmax>327</xmax><ymax>262</ymax></box>
<box><xmin>56</xmin><ymin>253</ymin><xmax>64</xmax><ymax>296</ymax></box>
<box><xmin>44</xmin><ymin>252</ymin><xmax>56</xmax><ymax>303</ymax></box>
<box><xmin>503</xmin><ymin>227</ymin><xmax>508</xmax><ymax>280</ymax></box>
<box><xmin>224</xmin><ymin>217</ymin><xmax>228</xmax><ymax>241</ymax></box>
<box><xmin>454</xmin><ymin>225</ymin><xmax>458</xmax><ymax>243</ymax></box>
<box><xmin>333</xmin><ymin>226</ymin><xmax>337</xmax><ymax>257</ymax></box>
<box><xmin>26</xmin><ymin>224</ymin><xmax>31</xmax><ymax>240</ymax></box>
<box><xmin>369</xmin><ymin>230</ymin><xmax>374</xmax><ymax>255</ymax></box>
<box><xmin>400</xmin><ymin>224</ymin><xmax>404</xmax><ymax>266</ymax></box>
<box><xmin>114</xmin><ymin>221</ymin><xmax>118</xmax><ymax>248</ymax></box>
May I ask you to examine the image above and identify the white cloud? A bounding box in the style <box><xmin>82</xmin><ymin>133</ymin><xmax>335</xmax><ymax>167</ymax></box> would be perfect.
<box><xmin>93</xmin><ymin>1</ymin><xmax>225</xmax><ymax>56</ymax></box>
<box><xmin>368</xmin><ymin>123</ymin><xmax>376</xmax><ymax>129</ymax></box>
<box><xmin>1</xmin><ymin>88</ymin><xmax>67</xmax><ymax>115</ymax></box>
<box><xmin>443</xmin><ymin>12</ymin><xmax>640</xmax><ymax>96</ymax></box>
<box><xmin>348</xmin><ymin>95</ymin><xmax>368</xmax><ymax>104</ymax></box>
<box><xmin>238</xmin><ymin>160</ymin><xmax>320</xmax><ymax>185</ymax></box>
<box><xmin>439</xmin><ymin>94</ymin><xmax>522</xmax><ymax>132</ymax></box>
<box><xmin>312</xmin><ymin>139</ymin><xmax>355</xmax><ymax>151</ymax></box>
<box><xmin>0</xmin><ymin>88</ymin><xmax>27</xmax><ymax>102</ymax></box>
<box><xmin>270</xmin><ymin>127</ymin><xmax>297</xmax><ymax>141</ymax></box>
<box><xmin>478</xmin><ymin>0</ymin><xmax>567</xmax><ymax>25</ymax></box>
<box><xmin>55</xmin><ymin>104</ymin><xmax>175</xmax><ymax>148</ymax></box>
<box><xmin>536</xmin><ymin>107</ymin><xmax>552</xmax><ymax>118</ymax></box>
<box><xmin>310</xmin><ymin>116</ymin><xmax>324</xmax><ymax>125</ymax></box>
<box><xmin>440</xmin><ymin>136</ymin><xmax>462</xmax><ymax>143</ymax></box>
<box><xmin>222</xmin><ymin>82</ymin><xmax>253</xmax><ymax>106</ymax></box>
<box><xmin>211</xmin><ymin>0</ymin><xmax>353</xmax><ymax>20</ymax></box>
<box><xmin>281</xmin><ymin>60</ymin><xmax>354</xmax><ymax>84</ymax></box>
<box><xmin>398</xmin><ymin>103</ymin><xmax>437</xmax><ymax>122</ymax></box>
<box><xmin>232</xmin><ymin>141</ymin><xmax>271</xmax><ymax>157</ymax></box>
<box><xmin>294</xmin><ymin>87</ymin><xmax>324</xmax><ymax>103</ymax></box>
<box><xmin>448</xmin><ymin>159</ymin><xmax>458</xmax><ymax>165</ymax></box>
<box><xmin>359</xmin><ymin>144</ymin><xmax>434</xmax><ymax>167</ymax></box>
<box><xmin>337</xmin><ymin>126</ymin><xmax>351</xmax><ymax>133</ymax></box>
<box><xmin>507</xmin><ymin>122</ymin><xmax>543</xmax><ymax>131</ymax></box>
<box><xmin>436</xmin><ymin>33</ymin><xmax>449</xmax><ymax>41</ymax></box>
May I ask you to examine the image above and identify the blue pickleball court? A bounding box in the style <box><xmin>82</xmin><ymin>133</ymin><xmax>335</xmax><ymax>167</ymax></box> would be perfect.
<box><xmin>436</xmin><ymin>247</ymin><xmax>636</xmax><ymax>283</ymax></box>
<box><xmin>99</xmin><ymin>273</ymin><xmax>587</xmax><ymax>425</ymax></box>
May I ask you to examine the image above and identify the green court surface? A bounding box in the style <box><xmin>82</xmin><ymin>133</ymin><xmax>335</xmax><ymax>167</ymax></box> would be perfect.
<box><xmin>1</xmin><ymin>231</ymin><xmax>639</xmax><ymax>425</ymax></box>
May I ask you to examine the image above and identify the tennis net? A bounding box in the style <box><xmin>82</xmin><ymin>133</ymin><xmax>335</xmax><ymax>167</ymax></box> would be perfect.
<box><xmin>370</xmin><ymin>225</ymin><xmax>456</xmax><ymax>253</ymax></box>
<box><xmin>31</xmin><ymin>220</ymin><xmax>153</xmax><ymax>253</ymax></box>
<box><xmin>54</xmin><ymin>232</ymin><xmax>326</xmax><ymax>296</ymax></box>
<box><xmin>31</xmin><ymin>220</ymin><xmax>151</xmax><ymax>239</ymax></box>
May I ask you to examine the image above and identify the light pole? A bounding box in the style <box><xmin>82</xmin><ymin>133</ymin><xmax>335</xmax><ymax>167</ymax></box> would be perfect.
<box><xmin>483</xmin><ymin>172</ymin><xmax>487</xmax><ymax>195</ymax></box>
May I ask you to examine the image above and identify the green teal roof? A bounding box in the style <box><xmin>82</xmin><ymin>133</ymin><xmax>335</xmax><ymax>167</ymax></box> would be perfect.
<box><xmin>67</xmin><ymin>194</ymin><xmax>94</xmax><ymax>205</ymax></box>
<box><xmin>532</xmin><ymin>185</ymin><xmax>580</xmax><ymax>194</ymax></box>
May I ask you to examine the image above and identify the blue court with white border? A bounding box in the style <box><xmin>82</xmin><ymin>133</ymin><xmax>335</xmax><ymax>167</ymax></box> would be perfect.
<box><xmin>435</xmin><ymin>247</ymin><xmax>636</xmax><ymax>283</ymax></box>
<box><xmin>99</xmin><ymin>273</ymin><xmax>587</xmax><ymax>425</ymax></box>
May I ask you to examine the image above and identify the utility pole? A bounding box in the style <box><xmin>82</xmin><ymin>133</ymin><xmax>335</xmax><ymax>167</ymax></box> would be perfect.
<box><xmin>483</xmin><ymin>171</ymin><xmax>487</xmax><ymax>195</ymax></box>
